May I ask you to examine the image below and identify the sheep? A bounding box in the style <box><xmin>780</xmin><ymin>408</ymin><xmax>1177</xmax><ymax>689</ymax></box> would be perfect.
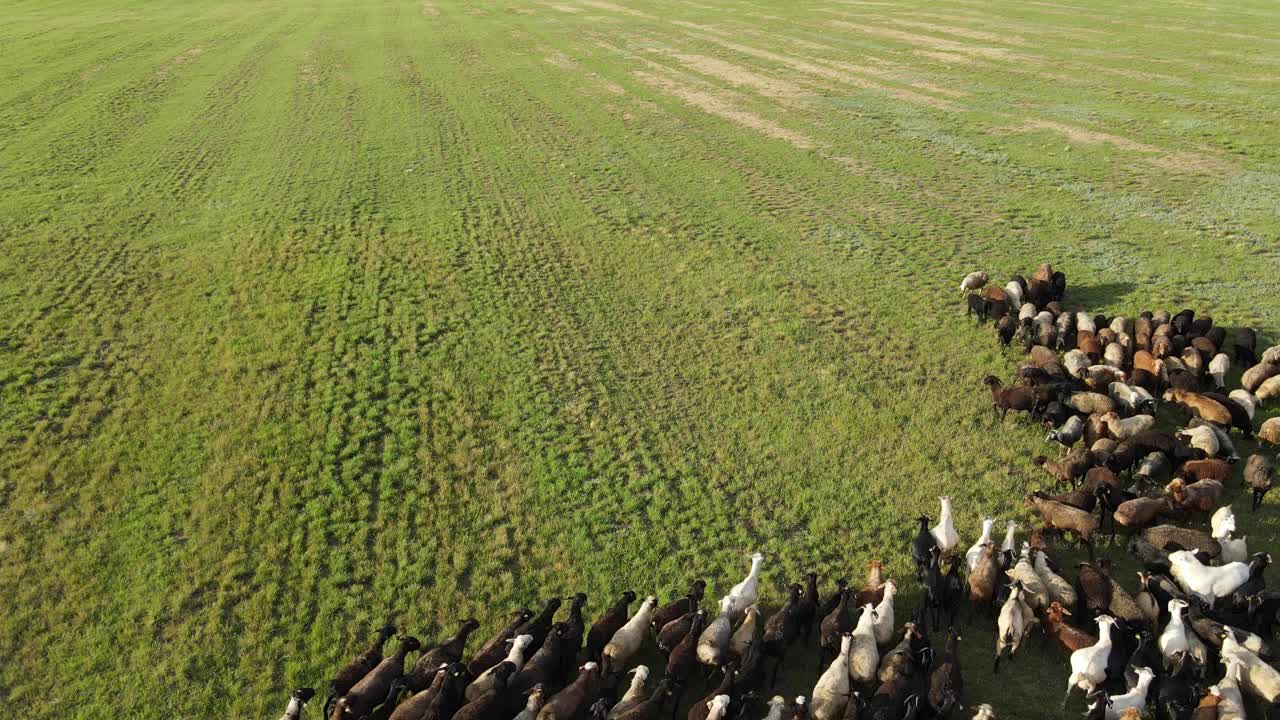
<box><xmin>664</xmin><ymin>615</ymin><xmax>705</xmax><ymax>708</ymax></box>
<box><xmin>1213</xmin><ymin>658</ymin><xmax>1247</xmax><ymax>720</ymax></box>
<box><xmin>697</xmin><ymin>597</ymin><xmax>733</xmax><ymax>669</ymax></box>
<box><xmin>965</xmin><ymin>294</ymin><xmax>989</xmax><ymax>323</ymax></box>
<box><xmin>1181</xmin><ymin>458</ymin><xmax>1231</xmax><ymax>481</ymax></box>
<box><xmin>279</xmin><ymin>688</ymin><xmax>316</xmax><ymax>720</ymax></box>
<box><xmin>971</xmin><ymin>705</ymin><xmax>996</xmax><ymax>720</ymax></box>
<box><xmin>324</xmin><ymin>625</ymin><xmax>397</xmax><ymax>717</ymax></box>
<box><xmin>1018</xmin><ymin>303</ymin><xmax>1037</xmax><ymax>324</ymax></box>
<box><xmin>1033</xmin><ymin>548</ymin><xmax>1077</xmax><ymax>608</ymax></box>
<box><xmin>337</xmin><ymin>636</ymin><xmax>422</xmax><ymax>720</ymax></box>
<box><xmin>388</xmin><ymin>663</ymin><xmax>465</xmax><ymax>720</ymax></box>
<box><xmin>847</xmin><ymin>605</ymin><xmax>879</xmax><ymax>686</ymax></box>
<box><xmin>1169</xmin><ymin>550</ymin><xmax>1250</xmax><ymax>604</ymax></box>
<box><xmin>1142</xmin><ymin>525</ymin><xmax>1221</xmax><ymax>558</ymax></box>
<box><xmin>928</xmin><ymin>628</ymin><xmax>963</xmax><ymax>717</ymax></box>
<box><xmin>467</xmin><ymin>634</ymin><xmax>533</xmax><ymax>701</ymax></box>
<box><xmin>810</xmin><ymin>634</ymin><xmax>852</xmax><ymax>720</ymax></box>
<box><xmin>1189</xmin><ymin>418</ymin><xmax>1240</xmax><ymax>461</ymax></box>
<box><xmin>1163</xmin><ymin>389</ymin><xmax>1232</xmax><ymax>427</ymax></box>
<box><xmin>1113</xmin><ymin>496</ymin><xmax>1173</xmax><ymax>538</ymax></box>
<box><xmin>1157</xmin><ymin>600</ymin><xmax>1195</xmax><ymax>669</ymax></box>
<box><xmin>959</xmin><ymin>271</ymin><xmax>988</xmax><ymax>294</ymax></box>
<box><xmin>966</xmin><ymin>517</ymin><xmax>995</xmax><ymax>573</ymax></box>
<box><xmin>601</xmin><ymin>596</ymin><xmax>657</xmax><ymax>673</ymax></box>
<box><xmin>1099</xmin><ymin>412</ymin><xmax>1154</xmax><ymax>442</ymax></box>
<box><xmin>1220</xmin><ymin>631</ymin><xmax>1280</xmax><ymax>704</ymax></box>
<box><xmin>1034</xmin><ymin>449</ymin><xmax>1096</xmax><ymax>486</ymax></box>
<box><xmin>725</xmin><ymin>552</ymin><xmax>764</xmax><ymax>618</ymax></box>
<box><xmin>911</xmin><ymin>515</ymin><xmax>938</xmax><ymax>581</ymax></box>
<box><xmin>1267</xmin><ymin>344</ymin><xmax>1280</xmax><ymax>365</ymax></box>
<box><xmin>1258</xmin><ymin>374</ymin><xmax>1280</xmax><ymax>404</ymax></box>
<box><xmin>1104</xmin><ymin>343</ymin><xmax>1128</xmax><ymax>370</ymax></box>
<box><xmin>1001</xmin><ymin>520</ymin><xmax>1018</xmax><ymax>556</ymax></box>
<box><xmin>454</xmin><ymin>662</ymin><xmax>519</xmax><ymax>720</ymax></box>
<box><xmin>728</xmin><ymin>606</ymin><xmax>760</xmax><ymax>659</ymax></box>
<box><xmin>1004</xmin><ymin>280</ymin><xmax>1024</xmax><ymax>308</ymax></box>
<box><xmin>537</xmin><ymin>663</ymin><xmax>604</xmax><ymax>720</ymax></box>
<box><xmin>653</xmin><ymin>581</ymin><xmax>706</xmax><ymax>633</ymax></box>
<box><xmin>857</xmin><ymin>560</ymin><xmax>887</xmax><ymax>608</ymax></box>
<box><xmin>931</xmin><ymin>496</ymin><xmax>959</xmax><ymax>553</ymax></box>
<box><xmin>1182</xmin><ymin>347</ymin><xmax>1206</xmax><ymax>377</ymax></box>
<box><xmin>1063</xmin><ymin>616</ymin><xmax>1117</xmax><ymax>708</ymax></box>
<box><xmin>1065</xmin><ymin>391</ymin><xmax>1115</xmax><ymax>416</ymax></box>
<box><xmin>1025</xmin><ymin>493</ymin><xmax>1097</xmax><ymax>557</ymax></box>
<box><xmin>993</xmin><ymin>581</ymin><xmax>1033</xmax><ymax>673</ymax></box>
<box><xmin>1209</xmin><ymin>353</ymin><xmax>1231</xmax><ymax>389</ymax></box>
<box><xmin>587</xmin><ymin>594</ymin><xmax>634</xmax><ymax>664</ymax></box>
<box><xmin>871</xmin><ymin>581</ymin><xmax>896</xmax><ymax>648</ymax></box>
<box><xmin>1042</xmin><ymin>601</ymin><xmax>1096</xmax><ymax>653</ymax></box>
<box><xmin>1244</xmin><ymin>454</ymin><xmax>1275</xmax><ymax>510</ymax></box>
<box><xmin>1105</xmin><ymin>666</ymin><xmax>1155</xmax><ymax>720</ymax></box>
<box><xmin>968</xmin><ymin>543</ymin><xmax>1001</xmax><ymax>618</ymax></box>
<box><xmin>702</xmin><ymin>696</ymin><xmax>730</xmax><ymax>720</ymax></box>
<box><xmin>1260</xmin><ymin>417</ymin><xmax>1280</xmax><ymax>446</ymax></box>
<box><xmin>410</xmin><ymin>619</ymin><xmax>481</xmax><ymax>690</ymax></box>
<box><xmin>1201</xmin><ymin>391</ymin><xmax>1254</xmax><ymax>437</ymax></box>
<box><xmin>609</xmin><ymin>667</ymin><xmax>651</xmax><ymax>720</ymax></box>
<box><xmin>1005</xmin><ymin>545</ymin><xmax>1051</xmax><ymax>611</ymax></box>
<box><xmin>1063</xmin><ymin>349</ymin><xmax>1090</xmax><ymax>378</ymax></box>
<box><xmin>1045</xmin><ymin>415</ymin><xmax>1084</xmax><ymax>454</ymax></box>
<box><xmin>1178</xmin><ymin>425</ymin><xmax>1220</xmax><ymax>458</ymax></box>
<box><xmin>996</xmin><ymin>315</ymin><xmax>1017</xmax><ymax>346</ymax></box>
<box><xmin>1167</xmin><ymin>478</ymin><xmax>1225</xmax><ymax>516</ymax></box>
<box><xmin>762</xmin><ymin>584</ymin><xmax>804</xmax><ymax>686</ymax></box>
<box><xmin>1242</xmin><ymin>362</ymin><xmax>1280</xmax><ymax>393</ymax></box>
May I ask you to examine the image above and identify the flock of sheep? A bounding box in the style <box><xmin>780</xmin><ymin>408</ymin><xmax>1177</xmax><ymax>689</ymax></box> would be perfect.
<box><xmin>264</xmin><ymin>262</ymin><xmax>1280</xmax><ymax>720</ymax></box>
<box><xmin>961</xmin><ymin>264</ymin><xmax>1280</xmax><ymax>718</ymax></box>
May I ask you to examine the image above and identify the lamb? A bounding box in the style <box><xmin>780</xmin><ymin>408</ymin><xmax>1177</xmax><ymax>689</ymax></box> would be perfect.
<box><xmin>960</xmin><ymin>271</ymin><xmax>988</xmax><ymax>294</ymax></box>
<box><xmin>1244</xmin><ymin>454</ymin><xmax>1275</xmax><ymax>510</ymax></box>
<box><xmin>602</xmin><ymin>596</ymin><xmax>657</xmax><ymax>674</ymax></box>
<box><xmin>1209</xmin><ymin>353</ymin><xmax>1231</xmax><ymax>389</ymax></box>
<box><xmin>1260</xmin><ymin>417</ymin><xmax>1280</xmax><ymax>446</ymax></box>
<box><xmin>1099</xmin><ymin>412</ymin><xmax>1154</xmax><ymax>442</ymax></box>
<box><xmin>1241</xmin><ymin>362</ymin><xmax>1280</xmax><ymax>393</ymax></box>
<box><xmin>1025</xmin><ymin>493</ymin><xmax>1098</xmax><ymax>557</ymax></box>
<box><xmin>1169</xmin><ymin>550</ymin><xmax>1250</xmax><ymax>604</ymax></box>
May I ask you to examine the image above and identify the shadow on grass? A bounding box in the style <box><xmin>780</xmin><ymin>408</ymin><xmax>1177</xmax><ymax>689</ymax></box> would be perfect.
<box><xmin>1068</xmin><ymin>281</ymin><xmax>1138</xmax><ymax>309</ymax></box>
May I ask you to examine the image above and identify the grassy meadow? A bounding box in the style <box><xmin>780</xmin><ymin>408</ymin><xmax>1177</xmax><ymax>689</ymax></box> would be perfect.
<box><xmin>1</xmin><ymin>0</ymin><xmax>1279</xmax><ymax>717</ymax></box>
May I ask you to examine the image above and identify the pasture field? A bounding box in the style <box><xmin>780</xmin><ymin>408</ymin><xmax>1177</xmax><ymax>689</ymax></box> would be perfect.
<box><xmin>2</xmin><ymin>0</ymin><xmax>1279</xmax><ymax>717</ymax></box>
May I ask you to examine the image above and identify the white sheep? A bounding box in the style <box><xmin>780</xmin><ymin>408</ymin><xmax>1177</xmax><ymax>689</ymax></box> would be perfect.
<box><xmin>725</xmin><ymin>552</ymin><xmax>764</xmax><ymax>618</ymax></box>
<box><xmin>1001</xmin><ymin>521</ymin><xmax>1018</xmax><ymax>556</ymax></box>
<box><xmin>1004</xmin><ymin>281</ymin><xmax>1024</xmax><ymax>308</ymax></box>
<box><xmin>697</xmin><ymin>596</ymin><xmax>734</xmax><ymax>668</ymax></box>
<box><xmin>1076</xmin><ymin>312</ymin><xmax>1096</xmax><ymax>335</ymax></box>
<box><xmin>759</xmin><ymin>697</ymin><xmax>788</xmax><ymax>720</ymax></box>
<box><xmin>1006</xmin><ymin>545</ymin><xmax>1050</xmax><ymax>611</ymax></box>
<box><xmin>1213</xmin><ymin>657</ymin><xmax>1247</xmax><ymax>720</ymax></box>
<box><xmin>1258</xmin><ymin>375</ymin><xmax>1280</xmax><ymax>405</ymax></box>
<box><xmin>467</xmin><ymin>634</ymin><xmax>533</xmax><ymax>700</ymax></box>
<box><xmin>1191</xmin><ymin>419</ymin><xmax>1240</xmax><ymax>461</ymax></box>
<box><xmin>994</xmin><ymin>581</ymin><xmax>1032</xmax><ymax>672</ymax></box>
<box><xmin>931</xmin><ymin>496</ymin><xmax>959</xmax><ymax>553</ymax></box>
<box><xmin>960</xmin><ymin>271</ymin><xmax>988</xmax><ymax>294</ymax></box>
<box><xmin>1064</xmin><ymin>350</ymin><xmax>1091</xmax><ymax>378</ymax></box>
<box><xmin>847</xmin><ymin>604</ymin><xmax>878</xmax><ymax>685</ymax></box>
<box><xmin>1211</xmin><ymin>507</ymin><xmax>1249</xmax><ymax>565</ymax></box>
<box><xmin>966</xmin><ymin>517</ymin><xmax>995</xmax><ymax>573</ymax></box>
<box><xmin>705</xmin><ymin>695</ymin><xmax>731</xmax><ymax>720</ymax></box>
<box><xmin>1209</xmin><ymin>353</ymin><xmax>1231</xmax><ymax>389</ymax></box>
<box><xmin>603</xmin><ymin>596</ymin><xmax>657</xmax><ymax>672</ymax></box>
<box><xmin>1230</xmin><ymin>390</ymin><xmax>1258</xmax><ymax>420</ymax></box>
<box><xmin>810</xmin><ymin>634</ymin><xmax>852</xmax><ymax>720</ymax></box>
<box><xmin>1157</xmin><ymin>600</ymin><xmax>1193</xmax><ymax>669</ymax></box>
<box><xmin>1221</xmin><ymin>631</ymin><xmax>1280</xmax><ymax>704</ymax></box>
<box><xmin>607</xmin><ymin>666</ymin><xmax>649</xmax><ymax>719</ymax></box>
<box><xmin>1100</xmin><ymin>411</ymin><xmax>1155</xmax><ymax>442</ymax></box>
<box><xmin>1063</xmin><ymin>616</ymin><xmax>1117</xmax><ymax>708</ymax></box>
<box><xmin>971</xmin><ymin>705</ymin><xmax>997</xmax><ymax>720</ymax></box>
<box><xmin>1104</xmin><ymin>666</ymin><xmax>1154</xmax><ymax>719</ymax></box>
<box><xmin>277</xmin><ymin>689</ymin><xmax>315</xmax><ymax>720</ymax></box>
<box><xmin>1032</xmin><ymin>548</ymin><xmax>1076</xmax><ymax>608</ymax></box>
<box><xmin>1104</xmin><ymin>343</ymin><xmax>1127</xmax><ymax>370</ymax></box>
<box><xmin>1179</xmin><ymin>425</ymin><xmax>1219</xmax><ymax>459</ymax></box>
<box><xmin>1169</xmin><ymin>550</ymin><xmax>1250</xmax><ymax>604</ymax></box>
<box><xmin>871</xmin><ymin>580</ymin><xmax>896</xmax><ymax>647</ymax></box>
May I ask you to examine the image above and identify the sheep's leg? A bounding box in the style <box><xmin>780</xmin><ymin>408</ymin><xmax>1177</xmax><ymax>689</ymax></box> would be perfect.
<box><xmin>769</xmin><ymin>651</ymin><xmax>784</xmax><ymax>689</ymax></box>
<box><xmin>669</xmin><ymin>684</ymin><xmax>685</xmax><ymax>720</ymax></box>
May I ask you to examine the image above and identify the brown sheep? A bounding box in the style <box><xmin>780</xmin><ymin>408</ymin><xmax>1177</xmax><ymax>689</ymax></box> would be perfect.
<box><xmin>1242</xmin><ymin>362</ymin><xmax>1280</xmax><ymax>393</ymax></box>
<box><xmin>983</xmin><ymin>376</ymin><xmax>1038</xmax><ymax>422</ymax></box>
<box><xmin>1041</xmin><ymin>602</ymin><xmax>1096</xmax><ymax>653</ymax></box>
<box><xmin>982</xmin><ymin>285</ymin><xmax>1008</xmax><ymax>303</ymax></box>
<box><xmin>1140</xmin><ymin>525</ymin><xmax>1221</xmax><ymax>558</ymax></box>
<box><xmin>1260</xmin><ymin>417</ymin><xmax>1280</xmax><ymax>447</ymax></box>
<box><xmin>1257</xmin><ymin>375</ymin><xmax>1280</xmax><ymax>404</ymax></box>
<box><xmin>1166</xmin><ymin>478</ymin><xmax>1225</xmax><ymax>515</ymax></box>
<box><xmin>1033</xmin><ymin>262</ymin><xmax>1053</xmax><ymax>283</ymax></box>
<box><xmin>1034</xmin><ymin>449</ymin><xmax>1096</xmax><ymax>486</ymax></box>
<box><xmin>968</xmin><ymin>543</ymin><xmax>1001</xmax><ymax>617</ymax></box>
<box><xmin>1082</xmin><ymin>466</ymin><xmax>1120</xmax><ymax>491</ymax></box>
<box><xmin>1245</xmin><ymin>454</ymin><xmax>1274</xmax><ymax>510</ymax></box>
<box><xmin>1153</xmin><ymin>335</ymin><xmax>1175</xmax><ymax>358</ymax></box>
<box><xmin>1162</xmin><ymin>388</ymin><xmax>1232</xmax><ymax>427</ymax></box>
<box><xmin>1112</xmin><ymin>496</ymin><xmax>1173</xmax><ymax>536</ymax></box>
<box><xmin>1180</xmin><ymin>458</ymin><xmax>1231</xmax><ymax>482</ymax></box>
<box><xmin>1265</xmin><ymin>345</ymin><xmax>1280</xmax><ymax>365</ymax></box>
<box><xmin>1029</xmin><ymin>345</ymin><xmax>1058</xmax><ymax>369</ymax></box>
<box><xmin>1025</xmin><ymin>493</ymin><xmax>1097</xmax><ymax>558</ymax></box>
<box><xmin>1078</xmin><ymin>333</ymin><xmax>1103</xmax><ymax>363</ymax></box>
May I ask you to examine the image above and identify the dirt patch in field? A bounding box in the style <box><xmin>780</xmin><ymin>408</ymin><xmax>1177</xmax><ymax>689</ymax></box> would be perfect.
<box><xmin>542</xmin><ymin>2</ymin><xmax>583</xmax><ymax>12</ymax></box>
<box><xmin>886</xmin><ymin>18</ymin><xmax>1028</xmax><ymax>45</ymax></box>
<box><xmin>830</xmin><ymin>21</ymin><xmax>1023</xmax><ymax>60</ymax></box>
<box><xmin>669</xmin><ymin>53</ymin><xmax>808</xmax><ymax>99</ymax></box>
<box><xmin>670</xmin><ymin>20</ymin><xmax>728</xmax><ymax>36</ymax></box>
<box><xmin>578</xmin><ymin>0</ymin><xmax>653</xmax><ymax>18</ymax></box>
<box><xmin>1012</xmin><ymin>119</ymin><xmax>1230</xmax><ymax>174</ymax></box>
<box><xmin>917</xmin><ymin>50</ymin><xmax>972</xmax><ymax>64</ymax></box>
<box><xmin>543</xmin><ymin>51</ymin><xmax>577</xmax><ymax>70</ymax></box>
<box><xmin>421</xmin><ymin>1</ymin><xmax>439</xmax><ymax>16</ymax></box>
<box><xmin>634</xmin><ymin>70</ymin><xmax>817</xmax><ymax>149</ymax></box>
<box><xmin>694</xmin><ymin>36</ymin><xmax>960</xmax><ymax>111</ymax></box>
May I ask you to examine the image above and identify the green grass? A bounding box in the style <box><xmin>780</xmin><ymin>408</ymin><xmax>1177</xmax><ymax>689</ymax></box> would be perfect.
<box><xmin>1</xmin><ymin>0</ymin><xmax>1278</xmax><ymax>717</ymax></box>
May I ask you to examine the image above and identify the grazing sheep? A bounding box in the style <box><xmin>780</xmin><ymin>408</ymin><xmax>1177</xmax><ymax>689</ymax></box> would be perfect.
<box><xmin>1244</xmin><ymin>454</ymin><xmax>1275</xmax><ymax>510</ymax></box>
<box><xmin>1025</xmin><ymin>493</ymin><xmax>1097</xmax><ymax>558</ymax></box>
<box><xmin>1099</xmin><ymin>412</ymin><xmax>1155</xmax><ymax>442</ymax></box>
<box><xmin>1241</xmin><ymin>362</ymin><xmax>1280</xmax><ymax>393</ymax></box>
<box><xmin>1265</xmin><ymin>345</ymin><xmax>1280</xmax><ymax>365</ymax></box>
<box><xmin>1167</xmin><ymin>478</ymin><xmax>1226</xmax><ymax>516</ymax></box>
<box><xmin>1113</xmin><ymin>496</ymin><xmax>1173</xmax><ymax>538</ymax></box>
<box><xmin>966</xmin><ymin>294</ymin><xmax>989</xmax><ymax>323</ymax></box>
<box><xmin>1142</xmin><ymin>525</ymin><xmax>1220</xmax><ymax>558</ymax></box>
<box><xmin>996</xmin><ymin>315</ymin><xmax>1017</xmax><ymax>346</ymax></box>
<box><xmin>1260</xmin><ymin>417</ymin><xmax>1280</xmax><ymax>446</ymax></box>
<box><xmin>1004</xmin><ymin>280</ymin><xmax>1024</xmax><ymax>308</ymax></box>
<box><xmin>960</xmin><ymin>271</ymin><xmax>988</xmax><ymax>294</ymax></box>
<box><xmin>1045</xmin><ymin>415</ymin><xmax>1084</xmax><ymax>454</ymax></box>
<box><xmin>1064</xmin><ymin>350</ymin><xmax>1091</xmax><ymax>378</ymax></box>
<box><xmin>1178</xmin><ymin>426</ymin><xmax>1220</xmax><ymax>458</ymax></box>
<box><xmin>1209</xmin><ymin>353</ymin><xmax>1231</xmax><ymax>389</ymax></box>
<box><xmin>1034</xmin><ymin>449</ymin><xmax>1095</xmax><ymax>486</ymax></box>
<box><xmin>1033</xmin><ymin>549</ymin><xmax>1076</xmax><ymax>609</ymax></box>
<box><xmin>1181</xmin><ymin>458</ymin><xmax>1231</xmax><ymax>482</ymax></box>
<box><xmin>1189</xmin><ymin>418</ymin><xmax>1241</xmax><ymax>461</ymax></box>
<box><xmin>1066</xmin><ymin>392</ymin><xmax>1115</xmax><ymax>416</ymax></box>
<box><xmin>1104</xmin><ymin>342</ymin><xmax>1129</xmax><ymax>370</ymax></box>
<box><xmin>1163</xmin><ymin>389</ymin><xmax>1232</xmax><ymax>427</ymax></box>
<box><xmin>1232</xmin><ymin>329</ymin><xmax>1258</xmax><ymax>363</ymax></box>
<box><xmin>1258</xmin><ymin>375</ymin><xmax>1280</xmax><ymax>404</ymax></box>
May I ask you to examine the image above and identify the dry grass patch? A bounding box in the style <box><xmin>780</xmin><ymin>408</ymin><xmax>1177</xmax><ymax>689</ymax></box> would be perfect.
<box><xmin>668</xmin><ymin>53</ymin><xmax>809</xmax><ymax>99</ymax></box>
<box><xmin>830</xmin><ymin>21</ymin><xmax>1024</xmax><ymax>60</ymax></box>
<box><xmin>886</xmin><ymin>18</ymin><xmax>1028</xmax><ymax>45</ymax></box>
<box><xmin>633</xmin><ymin>70</ymin><xmax>818</xmax><ymax>149</ymax></box>
<box><xmin>421</xmin><ymin>1</ymin><xmax>439</xmax><ymax>16</ymax></box>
